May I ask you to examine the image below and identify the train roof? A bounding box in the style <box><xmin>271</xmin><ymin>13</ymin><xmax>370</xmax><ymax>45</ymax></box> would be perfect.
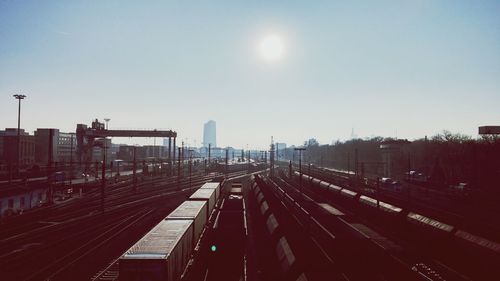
<box><xmin>189</xmin><ymin>188</ymin><xmax>216</xmax><ymax>199</ymax></box>
<box><xmin>122</xmin><ymin>220</ymin><xmax>192</xmax><ymax>259</ymax></box>
<box><xmin>167</xmin><ymin>201</ymin><xmax>207</xmax><ymax>219</ymax></box>
<box><xmin>200</xmin><ymin>182</ymin><xmax>220</xmax><ymax>189</ymax></box>
<box><xmin>318</xmin><ymin>203</ymin><xmax>344</xmax><ymax>216</ymax></box>
<box><xmin>407</xmin><ymin>212</ymin><xmax>453</xmax><ymax>232</ymax></box>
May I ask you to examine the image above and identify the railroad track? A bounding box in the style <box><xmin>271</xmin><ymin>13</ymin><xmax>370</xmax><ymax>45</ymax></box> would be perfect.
<box><xmin>90</xmin><ymin>170</ymin><xmax>260</xmax><ymax>281</ymax></box>
<box><xmin>0</xmin><ymin>172</ymin><xmax>211</xmax><ymax>239</ymax></box>
<box><xmin>0</xmin><ymin>169</ymin><xmax>251</xmax><ymax>281</ymax></box>
<box><xmin>28</xmin><ymin>208</ymin><xmax>155</xmax><ymax>281</ymax></box>
<box><xmin>264</xmin><ymin>171</ymin><xmax>474</xmax><ymax>281</ymax></box>
<box><xmin>274</xmin><ymin>170</ymin><xmax>489</xmax><ymax>280</ymax></box>
<box><xmin>296</xmin><ymin>164</ymin><xmax>500</xmax><ymax>240</ymax></box>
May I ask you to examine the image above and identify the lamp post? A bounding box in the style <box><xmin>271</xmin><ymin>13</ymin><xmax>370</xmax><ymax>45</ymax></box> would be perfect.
<box><xmin>13</xmin><ymin>94</ymin><xmax>26</xmax><ymax>177</ymax></box>
<box><xmin>104</xmin><ymin>119</ymin><xmax>110</xmax><ymax>179</ymax></box>
<box><xmin>104</xmin><ymin>118</ymin><xmax>110</xmax><ymax>130</ymax></box>
<box><xmin>294</xmin><ymin>147</ymin><xmax>306</xmax><ymax>201</ymax></box>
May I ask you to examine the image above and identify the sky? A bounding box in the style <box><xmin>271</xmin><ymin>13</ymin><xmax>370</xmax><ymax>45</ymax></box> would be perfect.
<box><xmin>1</xmin><ymin>0</ymin><xmax>499</xmax><ymax>149</ymax></box>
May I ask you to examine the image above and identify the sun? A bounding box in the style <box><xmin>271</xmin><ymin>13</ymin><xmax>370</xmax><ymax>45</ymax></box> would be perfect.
<box><xmin>259</xmin><ymin>35</ymin><xmax>284</xmax><ymax>62</ymax></box>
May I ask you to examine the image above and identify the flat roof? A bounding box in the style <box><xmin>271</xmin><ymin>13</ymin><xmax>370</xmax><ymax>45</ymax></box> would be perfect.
<box><xmin>200</xmin><ymin>182</ymin><xmax>219</xmax><ymax>189</ymax></box>
<box><xmin>123</xmin><ymin>220</ymin><xmax>192</xmax><ymax>259</ymax></box>
<box><xmin>167</xmin><ymin>201</ymin><xmax>206</xmax><ymax>219</ymax></box>
<box><xmin>190</xmin><ymin>188</ymin><xmax>216</xmax><ymax>199</ymax></box>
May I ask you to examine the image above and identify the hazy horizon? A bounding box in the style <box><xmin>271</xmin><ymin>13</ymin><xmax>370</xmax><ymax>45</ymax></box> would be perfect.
<box><xmin>1</xmin><ymin>1</ymin><xmax>499</xmax><ymax>149</ymax></box>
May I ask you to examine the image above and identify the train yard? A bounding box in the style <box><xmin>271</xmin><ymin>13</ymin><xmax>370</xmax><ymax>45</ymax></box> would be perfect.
<box><xmin>0</xmin><ymin>162</ymin><xmax>498</xmax><ymax>281</ymax></box>
<box><xmin>0</xmin><ymin>169</ymin><xmax>249</xmax><ymax>281</ymax></box>
<box><xmin>250</xmin><ymin>164</ymin><xmax>500</xmax><ymax>281</ymax></box>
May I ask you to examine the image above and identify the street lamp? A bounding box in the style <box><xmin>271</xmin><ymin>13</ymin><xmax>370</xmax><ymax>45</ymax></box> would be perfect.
<box><xmin>104</xmin><ymin>118</ymin><xmax>110</xmax><ymax>130</ymax></box>
<box><xmin>13</xmin><ymin>94</ymin><xmax>26</xmax><ymax>176</ymax></box>
<box><xmin>294</xmin><ymin>147</ymin><xmax>306</xmax><ymax>201</ymax></box>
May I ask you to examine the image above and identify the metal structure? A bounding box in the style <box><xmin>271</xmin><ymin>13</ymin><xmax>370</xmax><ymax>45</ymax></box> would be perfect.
<box><xmin>76</xmin><ymin>119</ymin><xmax>177</xmax><ymax>170</ymax></box>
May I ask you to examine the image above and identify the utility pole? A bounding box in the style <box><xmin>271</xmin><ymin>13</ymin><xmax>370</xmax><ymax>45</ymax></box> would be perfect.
<box><xmin>173</xmin><ymin>137</ymin><xmax>176</xmax><ymax>176</ymax></box>
<box><xmin>13</xmin><ymin>94</ymin><xmax>26</xmax><ymax>177</ymax></box>
<box><xmin>168</xmin><ymin>137</ymin><xmax>172</xmax><ymax>176</ymax></box>
<box><xmin>101</xmin><ymin>138</ymin><xmax>106</xmax><ymax>213</ymax></box>
<box><xmin>177</xmin><ymin>147</ymin><xmax>181</xmax><ymax>188</ymax></box>
<box><xmin>376</xmin><ymin>177</ymin><xmax>380</xmax><ymax>208</ymax></box>
<box><xmin>188</xmin><ymin>149</ymin><xmax>194</xmax><ymax>192</ymax></box>
<box><xmin>347</xmin><ymin>152</ymin><xmax>350</xmax><ymax>178</ymax></box>
<box><xmin>133</xmin><ymin>146</ymin><xmax>137</xmax><ymax>191</ymax></box>
<box><xmin>294</xmin><ymin>147</ymin><xmax>306</xmax><ymax>202</ymax></box>
<box><xmin>270</xmin><ymin>137</ymin><xmax>275</xmax><ymax>178</ymax></box>
<box><xmin>225</xmin><ymin>148</ymin><xmax>229</xmax><ymax>174</ymax></box>
<box><xmin>208</xmin><ymin>143</ymin><xmax>211</xmax><ymax>164</ymax></box>
<box><xmin>153</xmin><ymin>137</ymin><xmax>156</xmax><ymax>176</ymax></box>
<box><xmin>355</xmin><ymin>148</ymin><xmax>358</xmax><ymax>177</ymax></box>
<box><xmin>48</xmin><ymin>129</ymin><xmax>54</xmax><ymax>204</ymax></box>
<box><xmin>70</xmin><ymin>133</ymin><xmax>74</xmax><ymax>188</ymax></box>
<box><xmin>181</xmin><ymin>141</ymin><xmax>184</xmax><ymax>177</ymax></box>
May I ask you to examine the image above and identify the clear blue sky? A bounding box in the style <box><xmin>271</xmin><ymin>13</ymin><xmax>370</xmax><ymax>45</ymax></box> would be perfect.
<box><xmin>1</xmin><ymin>0</ymin><xmax>499</xmax><ymax>149</ymax></box>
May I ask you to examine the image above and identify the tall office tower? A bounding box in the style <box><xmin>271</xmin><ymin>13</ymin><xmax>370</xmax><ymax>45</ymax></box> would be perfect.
<box><xmin>203</xmin><ymin>120</ymin><xmax>216</xmax><ymax>148</ymax></box>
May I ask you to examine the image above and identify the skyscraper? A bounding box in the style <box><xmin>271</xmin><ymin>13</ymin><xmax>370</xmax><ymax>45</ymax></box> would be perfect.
<box><xmin>203</xmin><ymin>120</ymin><xmax>216</xmax><ymax>148</ymax></box>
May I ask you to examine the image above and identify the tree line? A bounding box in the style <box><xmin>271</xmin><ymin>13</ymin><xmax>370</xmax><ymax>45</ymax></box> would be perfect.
<box><xmin>279</xmin><ymin>131</ymin><xmax>500</xmax><ymax>195</ymax></box>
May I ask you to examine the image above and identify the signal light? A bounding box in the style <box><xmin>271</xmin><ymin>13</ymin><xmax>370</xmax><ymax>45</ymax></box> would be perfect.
<box><xmin>211</xmin><ymin>245</ymin><xmax>217</xmax><ymax>252</ymax></box>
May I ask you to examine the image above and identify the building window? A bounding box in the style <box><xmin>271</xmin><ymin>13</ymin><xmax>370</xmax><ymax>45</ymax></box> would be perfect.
<box><xmin>8</xmin><ymin>199</ymin><xmax>14</xmax><ymax>209</ymax></box>
<box><xmin>20</xmin><ymin>197</ymin><xmax>25</xmax><ymax>208</ymax></box>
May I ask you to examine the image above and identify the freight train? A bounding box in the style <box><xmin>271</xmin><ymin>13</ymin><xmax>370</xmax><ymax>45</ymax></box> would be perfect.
<box><xmin>119</xmin><ymin>181</ymin><xmax>222</xmax><ymax>281</ymax></box>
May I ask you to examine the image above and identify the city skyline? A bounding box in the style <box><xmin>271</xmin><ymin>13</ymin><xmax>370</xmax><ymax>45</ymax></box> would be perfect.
<box><xmin>1</xmin><ymin>1</ymin><xmax>499</xmax><ymax>149</ymax></box>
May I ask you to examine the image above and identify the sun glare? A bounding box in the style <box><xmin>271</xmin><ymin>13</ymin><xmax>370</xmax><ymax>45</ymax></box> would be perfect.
<box><xmin>259</xmin><ymin>35</ymin><xmax>284</xmax><ymax>62</ymax></box>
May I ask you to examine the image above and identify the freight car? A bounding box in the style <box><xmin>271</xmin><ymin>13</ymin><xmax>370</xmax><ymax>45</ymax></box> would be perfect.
<box><xmin>119</xmin><ymin>220</ymin><xmax>194</xmax><ymax>281</ymax></box>
<box><xmin>119</xmin><ymin>181</ymin><xmax>222</xmax><ymax>281</ymax></box>
<box><xmin>294</xmin><ymin>171</ymin><xmax>500</xmax><ymax>273</ymax></box>
<box><xmin>206</xmin><ymin>182</ymin><xmax>247</xmax><ymax>280</ymax></box>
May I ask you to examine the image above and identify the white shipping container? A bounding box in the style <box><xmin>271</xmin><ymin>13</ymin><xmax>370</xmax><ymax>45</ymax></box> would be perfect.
<box><xmin>200</xmin><ymin>182</ymin><xmax>220</xmax><ymax>201</ymax></box>
<box><xmin>120</xmin><ymin>220</ymin><xmax>194</xmax><ymax>281</ymax></box>
<box><xmin>166</xmin><ymin>200</ymin><xmax>208</xmax><ymax>246</ymax></box>
<box><xmin>189</xmin><ymin>188</ymin><xmax>217</xmax><ymax>215</ymax></box>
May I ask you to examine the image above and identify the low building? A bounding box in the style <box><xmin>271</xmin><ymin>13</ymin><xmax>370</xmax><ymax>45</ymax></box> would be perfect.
<box><xmin>0</xmin><ymin>187</ymin><xmax>48</xmax><ymax>218</ymax></box>
<box><xmin>57</xmin><ymin>132</ymin><xmax>77</xmax><ymax>163</ymax></box>
<box><xmin>35</xmin><ymin>128</ymin><xmax>59</xmax><ymax>165</ymax></box>
<box><xmin>117</xmin><ymin>145</ymin><xmax>146</xmax><ymax>161</ymax></box>
<box><xmin>143</xmin><ymin>145</ymin><xmax>166</xmax><ymax>159</ymax></box>
<box><xmin>0</xmin><ymin>128</ymin><xmax>36</xmax><ymax>166</ymax></box>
